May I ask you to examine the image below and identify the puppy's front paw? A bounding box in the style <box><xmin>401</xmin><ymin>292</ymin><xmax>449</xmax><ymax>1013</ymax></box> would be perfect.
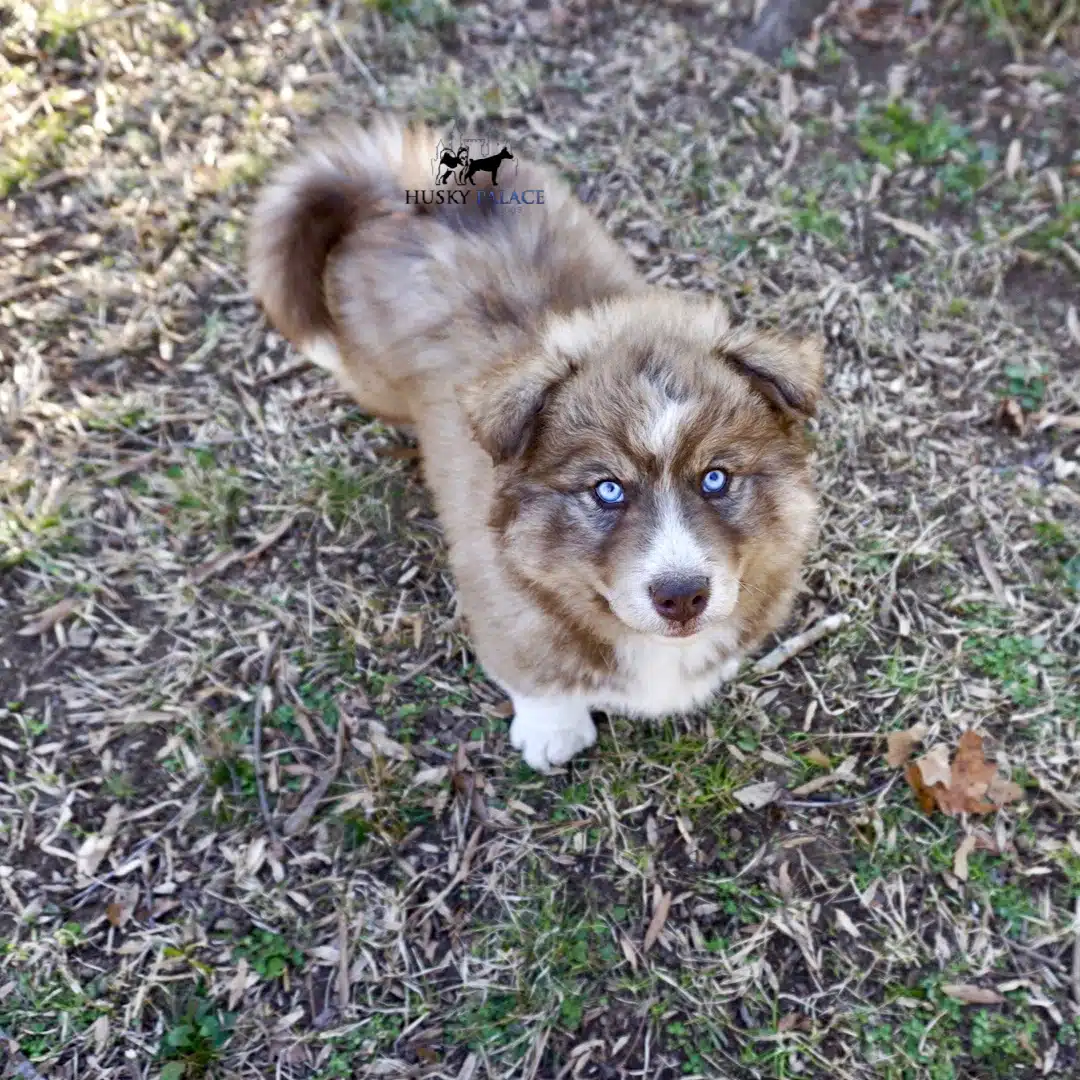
<box><xmin>508</xmin><ymin>696</ymin><xmax>597</xmax><ymax>773</ymax></box>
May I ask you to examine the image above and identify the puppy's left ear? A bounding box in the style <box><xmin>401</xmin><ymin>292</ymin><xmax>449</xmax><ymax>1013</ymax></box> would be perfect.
<box><xmin>462</xmin><ymin>348</ymin><xmax>576</xmax><ymax>465</ymax></box>
<box><xmin>717</xmin><ymin>328</ymin><xmax>826</xmax><ymax>419</ymax></box>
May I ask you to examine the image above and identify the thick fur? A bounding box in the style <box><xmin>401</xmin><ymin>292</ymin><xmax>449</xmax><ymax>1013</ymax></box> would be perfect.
<box><xmin>248</xmin><ymin>114</ymin><xmax>826</xmax><ymax>772</ymax></box>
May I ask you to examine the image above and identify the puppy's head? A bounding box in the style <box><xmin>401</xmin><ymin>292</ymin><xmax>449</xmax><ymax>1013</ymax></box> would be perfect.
<box><xmin>463</xmin><ymin>294</ymin><xmax>824</xmax><ymax>653</ymax></box>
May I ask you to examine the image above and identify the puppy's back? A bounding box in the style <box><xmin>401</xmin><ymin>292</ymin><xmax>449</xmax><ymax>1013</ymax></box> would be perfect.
<box><xmin>248</xmin><ymin>115</ymin><xmax>642</xmax><ymax>386</ymax></box>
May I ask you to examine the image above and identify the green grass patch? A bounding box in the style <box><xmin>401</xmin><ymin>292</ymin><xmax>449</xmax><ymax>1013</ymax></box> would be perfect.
<box><xmin>158</xmin><ymin>985</ymin><xmax>235</xmax><ymax>1079</ymax></box>
<box><xmin>856</xmin><ymin>101</ymin><xmax>992</xmax><ymax>201</ymax></box>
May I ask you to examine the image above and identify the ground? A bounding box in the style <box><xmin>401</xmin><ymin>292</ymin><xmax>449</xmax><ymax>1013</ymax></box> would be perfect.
<box><xmin>1</xmin><ymin>1</ymin><xmax>1079</xmax><ymax>1078</ymax></box>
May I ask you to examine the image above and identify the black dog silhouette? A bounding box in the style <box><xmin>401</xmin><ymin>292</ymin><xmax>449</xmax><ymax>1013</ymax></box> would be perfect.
<box><xmin>436</xmin><ymin>147</ymin><xmax>469</xmax><ymax>185</ymax></box>
<box><xmin>463</xmin><ymin>147</ymin><xmax>514</xmax><ymax>186</ymax></box>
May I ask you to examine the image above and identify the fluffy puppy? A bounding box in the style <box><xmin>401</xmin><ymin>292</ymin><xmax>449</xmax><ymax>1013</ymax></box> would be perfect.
<box><xmin>248</xmin><ymin>115</ymin><xmax>825</xmax><ymax>772</ymax></box>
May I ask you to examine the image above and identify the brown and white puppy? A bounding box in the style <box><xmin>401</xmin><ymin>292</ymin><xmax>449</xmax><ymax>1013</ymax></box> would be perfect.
<box><xmin>248</xmin><ymin>115</ymin><xmax>825</xmax><ymax>772</ymax></box>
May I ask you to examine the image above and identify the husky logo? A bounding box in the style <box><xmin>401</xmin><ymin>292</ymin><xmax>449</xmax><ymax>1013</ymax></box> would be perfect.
<box><xmin>431</xmin><ymin>135</ymin><xmax>518</xmax><ymax>187</ymax></box>
<box><xmin>407</xmin><ymin>132</ymin><xmax>535</xmax><ymax>208</ymax></box>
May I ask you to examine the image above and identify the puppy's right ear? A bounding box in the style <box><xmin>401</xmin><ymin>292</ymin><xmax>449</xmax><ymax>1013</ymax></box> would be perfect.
<box><xmin>462</xmin><ymin>349</ymin><xmax>577</xmax><ymax>465</ymax></box>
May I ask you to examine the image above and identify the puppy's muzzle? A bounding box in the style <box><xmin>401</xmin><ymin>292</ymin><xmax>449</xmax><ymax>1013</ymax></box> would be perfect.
<box><xmin>649</xmin><ymin>573</ymin><xmax>710</xmax><ymax>625</ymax></box>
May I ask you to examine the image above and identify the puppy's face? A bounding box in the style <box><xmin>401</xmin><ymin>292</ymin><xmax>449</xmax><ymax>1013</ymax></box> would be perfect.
<box><xmin>466</xmin><ymin>296</ymin><xmax>824</xmax><ymax>652</ymax></box>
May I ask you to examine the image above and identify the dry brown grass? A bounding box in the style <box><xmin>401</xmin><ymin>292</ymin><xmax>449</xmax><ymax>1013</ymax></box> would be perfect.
<box><xmin>1</xmin><ymin>2</ymin><xmax>1079</xmax><ymax>1078</ymax></box>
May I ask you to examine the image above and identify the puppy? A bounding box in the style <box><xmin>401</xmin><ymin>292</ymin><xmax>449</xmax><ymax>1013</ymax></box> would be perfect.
<box><xmin>248</xmin><ymin>115</ymin><xmax>825</xmax><ymax>772</ymax></box>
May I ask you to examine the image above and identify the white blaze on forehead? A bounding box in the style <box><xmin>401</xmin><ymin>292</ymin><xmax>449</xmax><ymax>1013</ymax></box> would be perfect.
<box><xmin>641</xmin><ymin>490</ymin><xmax>709</xmax><ymax>580</ymax></box>
<box><xmin>644</xmin><ymin>397</ymin><xmax>692</xmax><ymax>461</ymax></box>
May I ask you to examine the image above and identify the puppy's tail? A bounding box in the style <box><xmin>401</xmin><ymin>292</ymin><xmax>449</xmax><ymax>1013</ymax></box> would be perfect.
<box><xmin>247</xmin><ymin>116</ymin><xmax>435</xmax><ymax>347</ymax></box>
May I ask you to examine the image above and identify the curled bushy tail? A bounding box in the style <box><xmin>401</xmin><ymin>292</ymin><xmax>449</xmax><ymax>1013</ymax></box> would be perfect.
<box><xmin>247</xmin><ymin>115</ymin><xmax>436</xmax><ymax>347</ymax></box>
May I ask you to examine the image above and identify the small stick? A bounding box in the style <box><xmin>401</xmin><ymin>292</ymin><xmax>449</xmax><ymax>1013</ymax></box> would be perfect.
<box><xmin>253</xmin><ymin>634</ymin><xmax>284</xmax><ymax>841</ymax></box>
<box><xmin>780</xmin><ymin>777</ymin><xmax>897</xmax><ymax>810</ymax></box>
<box><xmin>752</xmin><ymin>613</ymin><xmax>851</xmax><ymax>675</ymax></box>
<box><xmin>1072</xmin><ymin>896</ymin><xmax>1080</xmax><ymax>1008</ymax></box>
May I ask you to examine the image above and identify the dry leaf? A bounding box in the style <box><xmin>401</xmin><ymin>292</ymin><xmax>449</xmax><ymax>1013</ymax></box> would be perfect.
<box><xmin>914</xmin><ymin>744</ymin><xmax>953</xmax><ymax>788</ymax></box>
<box><xmin>1067</xmin><ymin>305</ymin><xmax>1080</xmax><ymax>347</ymax></box>
<box><xmin>1004</xmin><ymin>138</ymin><xmax>1022</xmax><ymax>180</ymax></box>
<box><xmin>886</xmin><ymin>723</ymin><xmax>928</xmax><ymax>768</ymax></box>
<box><xmin>91</xmin><ymin>1014</ymin><xmax>110</xmax><ymax>1055</ymax></box>
<box><xmin>790</xmin><ymin>773</ymin><xmax>837</xmax><ymax>797</ymax></box>
<box><xmin>936</xmin><ymin>731</ymin><xmax>997</xmax><ymax>815</ymax></box>
<box><xmin>996</xmin><ymin>397</ymin><xmax>1027</xmax><ymax>436</ymax></box>
<box><xmin>953</xmin><ymin>833</ymin><xmax>976</xmax><ymax>882</ymax></box>
<box><xmin>805</xmin><ymin>748</ymin><xmax>831</xmax><ymax>769</ymax></box>
<box><xmin>75</xmin><ymin>804</ymin><xmax>124</xmax><ymax>879</ymax></box>
<box><xmin>905</xmin><ymin>731</ymin><xmax>1024</xmax><ymax>818</ymax></box>
<box><xmin>17</xmin><ymin>596</ymin><xmax>80</xmax><ymax>636</ymax></box>
<box><xmin>1032</xmin><ymin>411</ymin><xmax>1080</xmax><ymax>433</ymax></box>
<box><xmin>835</xmin><ymin>908</ymin><xmax>861</xmax><ymax>939</ymax></box>
<box><xmin>941</xmin><ymin>984</ymin><xmax>1004</xmax><ymax>1005</ymax></box>
<box><xmin>905</xmin><ymin>762</ymin><xmax>939</xmax><ymax>815</ymax></box>
<box><xmin>873</xmin><ymin>211</ymin><xmax>943</xmax><ymax>250</ymax></box>
<box><xmin>732</xmin><ymin>781</ymin><xmax>782</xmax><ymax>810</ymax></box>
<box><xmin>986</xmin><ymin>772</ymin><xmax>1023</xmax><ymax>807</ymax></box>
<box><xmin>643</xmin><ymin>890</ymin><xmax>671</xmax><ymax>953</ymax></box>
<box><xmin>106</xmin><ymin>900</ymin><xmax>132</xmax><ymax>928</ymax></box>
<box><xmin>228</xmin><ymin>958</ymin><xmax>250</xmax><ymax>1011</ymax></box>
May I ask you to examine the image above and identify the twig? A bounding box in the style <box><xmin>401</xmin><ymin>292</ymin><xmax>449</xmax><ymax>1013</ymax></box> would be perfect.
<box><xmin>329</xmin><ymin>23</ymin><xmax>388</xmax><ymax>104</ymax></box>
<box><xmin>0</xmin><ymin>1027</ymin><xmax>48</xmax><ymax>1080</ymax></box>
<box><xmin>1072</xmin><ymin>895</ymin><xmax>1080</xmax><ymax>1008</ymax></box>
<box><xmin>906</xmin><ymin>0</ymin><xmax>961</xmax><ymax>57</ymax></box>
<box><xmin>752</xmin><ymin>613</ymin><xmax>851</xmax><ymax>675</ymax></box>
<box><xmin>252</xmin><ymin>634</ymin><xmax>284</xmax><ymax>841</ymax></box>
<box><xmin>283</xmin><ymin>708</ymin><xmax>346</xmax><ymax>838</ymax></box>
<box><xmin>779</xmin><ymin>776</ymin><xmax>896</xmax><ymax>810</ymax></box>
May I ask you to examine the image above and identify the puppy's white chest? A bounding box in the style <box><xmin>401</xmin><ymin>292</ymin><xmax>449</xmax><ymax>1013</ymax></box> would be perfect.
<box><xmin>590</xmin><ymin>636</ymin><xmax>738</xmax><ymax>718</ymax></box>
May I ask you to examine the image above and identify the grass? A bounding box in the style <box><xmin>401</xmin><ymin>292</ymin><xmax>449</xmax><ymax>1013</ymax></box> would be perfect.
<box><xmin>1</xmin><ymin>1</ymin><xmax>1079</xmax><ymax>1078</ymax></box>
<box><xmin>855</xmin><ymin>100</ymin><xmax>992</xmax><ymax>202</ymax></box>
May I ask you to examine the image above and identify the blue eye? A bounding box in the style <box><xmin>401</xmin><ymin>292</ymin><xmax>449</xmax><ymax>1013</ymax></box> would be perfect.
<box><xmin>594</xmin><ymin>480</ymin><xmax>625</xmax><ymax>505</ymax></box>
<box><xmin>701</xmin><ymin>469</ymin><xmax>729</xmax><ymax>496</ymax></box>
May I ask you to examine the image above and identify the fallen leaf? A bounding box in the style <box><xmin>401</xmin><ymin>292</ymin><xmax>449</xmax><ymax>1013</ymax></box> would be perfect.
<box><xmin>790</xmin><ymin>773</ymin><xmax>837</xmax><ymax>797</ymax></box>
<box><xmin>914</xmin><ymin>744</ymin><xmax>953</xmax><ymax>788</ymax></box>
<box><xmin>936</xmin><ymin>731</ymin><xmax>997</xmax><ymax>815</ymax></box>
<box><xmin>873</xmin><ymin>211</ymin><xmax>943</xmax><ymax>250</ymax></box>
<box><xmin>886</xmin><ymin>722</ymin><xmax>928</xmax><ymax>768</ymax></box>
<box><xmin>953</xmin><ymin>833</ymin><xmax>976</xmax><ymax>882</ymax></box>
<box><xmin>996</xmin><ymin>397</ymin><xmax>1027</xmax><ymax>436</ymax></box>
<box><xmin>905</xmin><ymin>731</ymin><xmax>1025</xmax><ymax>818</ymax></box>
<box><xmin>91</xmin><ymin>1014</ymin><xmax>110</xmax><ymax>1055</ymax></box>
<box><xmin>106</xmin><ymin>900</ymin><xmax>132</xmax><ymax>929</ymax></box>
<box><xmin>1033</xmin><ymin>410</ymin><xmax>1080</xmax><ymax>433</ymax></box>
<box><xmin>905</xmin><ymin>762</ymin><xmax>938</xmax><ymax>815</ymax></box>
<box><xmin>1067</xmin><ymin>306</ymin><xmax>1080</xmax><ymax>347</ymax></box>
<box><xmin>986</xmin><ymin>772</ymin><xmax>1023</xmax><ymax>807</ymax></box>
<box><xmin>732</xmin><ymin>781</ymin><xmax>782</xmax><ymax>810</ymax></box>
<box><xmin>805</xmin><ymin>748</ymin><xmax>831</xmax><ymax>769</ymax></box>
<box><xmin>643</xmin><ymin>890</ymin><xmax>672</xmax><ymax>953</ymax></box>
<box><xmin>1004</xmin><ymin>138</ymin><xmax>1022</xmax><ymax>180</ymax></box>
<box><xmin>228</xmin><ymin>958</ymin><xmax>250</xmax><ymax>1010</ymax></box>
<box><xmin>941</xmin><ymin>984</ymin><xmax>1005</xmax><ymax>1005</ymax></box>
<box><xmin>75</xmin><ymin>804</ymin><xmax>124</xmax><ymax>879</ymax></box>
<box><xmin>17</xmin><ymin>597</ymin><xmax>80</xmax><ymax>636</ymax></box>
<box><xmin>835</xmin><ymin>908</ymin><xmax>861</xmax><ymax>939</ymax></box>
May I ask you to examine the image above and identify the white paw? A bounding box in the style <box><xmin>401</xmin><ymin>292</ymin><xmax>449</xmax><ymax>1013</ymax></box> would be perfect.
<box><xmin>508</xmin><ymin>696</ymin><xmax>597</xmax><ymax>773</ymax></box>
<box><xmin>717</xmin><ymin>655</ymin><xmax>741</xmax><ymax>681</ymax></box>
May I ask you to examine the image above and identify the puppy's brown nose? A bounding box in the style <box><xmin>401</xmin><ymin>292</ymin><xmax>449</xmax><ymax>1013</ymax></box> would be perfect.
<box><xmin>649</xmin><ymin>575</ymin><xmax>710</xmax><ymax>624</ymax></box>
